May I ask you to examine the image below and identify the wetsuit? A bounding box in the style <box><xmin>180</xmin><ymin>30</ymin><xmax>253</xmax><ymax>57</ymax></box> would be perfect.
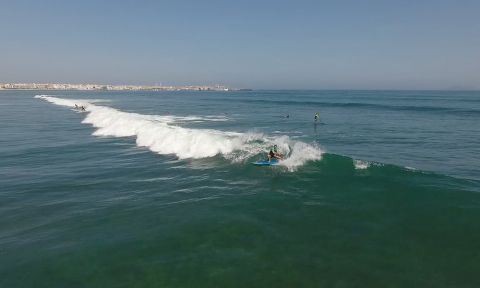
<box><xmin>269</xmin><ymin>150</ymin><xmax>275</xmax><ymax>159</ymax></box>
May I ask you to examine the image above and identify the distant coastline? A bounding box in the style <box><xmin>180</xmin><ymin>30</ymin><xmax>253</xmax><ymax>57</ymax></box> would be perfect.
<box><xmin>0</xmin><ymin>83</ymin><xmax>248</xmax><ymax>92</ymax></box>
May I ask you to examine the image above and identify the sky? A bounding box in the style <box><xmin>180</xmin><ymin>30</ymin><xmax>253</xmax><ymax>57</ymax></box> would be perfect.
<box><xmin>1</xmin><ymin>0</ymin><xmax>479</xmax><ymax>89</ymax></box>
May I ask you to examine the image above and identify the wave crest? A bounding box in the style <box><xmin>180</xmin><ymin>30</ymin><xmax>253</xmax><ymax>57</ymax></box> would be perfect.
<box><xmin>36</xmin><ymin>95</ymin><xmax>323</xmax><ymax>168</ymax></box>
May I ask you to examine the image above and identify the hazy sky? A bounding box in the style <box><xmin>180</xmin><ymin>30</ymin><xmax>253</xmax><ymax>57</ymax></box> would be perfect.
<box><xmin>1</xmin><ymin>0</ymin><xmax>479</xmax><ymax>89</ymax></box>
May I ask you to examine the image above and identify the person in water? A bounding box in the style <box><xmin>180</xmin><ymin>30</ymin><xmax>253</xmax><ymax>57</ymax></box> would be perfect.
<box><xmin>81</xmin><ymin>106</ymin><xmax>86</xmax><ymax>111</ymax></box>
<box><xmin>268</xmin><ymin>149</ymin><xmax>276</xmax><ymax>161</ymax></box>
<box><xmin>314</xmin><ymin>112</ymin><xmax>319</xmax><ymax>122</ymax></box>
<box><xmin>267</xmin><ymin>145</ymin><xmax>284</xmax><ymax>161</ymax></box>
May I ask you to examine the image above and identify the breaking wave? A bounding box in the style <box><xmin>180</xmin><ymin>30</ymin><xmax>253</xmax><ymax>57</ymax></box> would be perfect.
<box><xmin>35</xmin><ymin>95</ymin><xmax>323</xmax><ymax>170</ymax></box>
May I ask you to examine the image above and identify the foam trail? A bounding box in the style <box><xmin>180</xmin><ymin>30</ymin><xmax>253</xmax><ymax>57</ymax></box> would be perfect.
<box><xmin>36</xmin><ymin>95</ymin><xmax>323</xmax><ymax>168</ymax></box>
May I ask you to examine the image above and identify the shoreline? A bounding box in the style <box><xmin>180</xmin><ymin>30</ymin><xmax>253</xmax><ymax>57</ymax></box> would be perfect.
<box><xmin>0</xmin><ymin>83</ymin><xmax>243</xmax><ymax>92</ymax></box>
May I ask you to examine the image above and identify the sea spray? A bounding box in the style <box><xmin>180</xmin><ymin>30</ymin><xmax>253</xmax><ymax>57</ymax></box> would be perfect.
<box><xmin>280</xmin><ymin>141</ymin><xmax>323</xmax><ymax>171</ymax></box>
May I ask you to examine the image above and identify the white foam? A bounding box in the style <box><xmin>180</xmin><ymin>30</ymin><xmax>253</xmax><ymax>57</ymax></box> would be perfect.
<box><xmin>35</xmin><ymin>95</ymin><xmax>226</xmax><ymax>124</ymax></box>
<box><xmin>35</xmin><ymin>94</ymin><xmax>95</xmax><ymax>108</ymax></box>
<box><xmin>36</xmin><ymin>95</ymin><xmax>323</xmax><ymax>168</ymax></box>
<box><xmin>354</xmin><ymin>160</ymin><xmax>370</xmax><ymax>170</ymax></box>
<box><xmin>280</xmin><ymin>141</ymin><xmax>323</xmax><ymax>171</ymax></box>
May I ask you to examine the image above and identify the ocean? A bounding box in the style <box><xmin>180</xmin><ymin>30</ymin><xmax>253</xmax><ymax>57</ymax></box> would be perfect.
<box><xmin>1</xmin><ymin>90</ymin><xmax>479</xmax><ymax>287</ymax></box>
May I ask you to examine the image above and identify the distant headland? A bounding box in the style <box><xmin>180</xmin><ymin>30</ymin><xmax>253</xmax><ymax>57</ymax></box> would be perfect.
<box><xmin>0</xmin><ymin>83</ymin><xmax>251</xmax><ymax>92</ymax></box>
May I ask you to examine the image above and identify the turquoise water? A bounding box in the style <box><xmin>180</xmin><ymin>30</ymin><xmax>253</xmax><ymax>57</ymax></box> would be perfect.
<box><xmin>1</xmin><ymin>90</ymin><xmax>480</xmax><ymax>287</ymax></box>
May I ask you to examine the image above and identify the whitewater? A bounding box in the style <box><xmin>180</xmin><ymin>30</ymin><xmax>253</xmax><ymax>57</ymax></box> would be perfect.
<box><xmin>35</xmin><ymin>95</ymin><xmax>323</xmax><ymax>170</ymax></box>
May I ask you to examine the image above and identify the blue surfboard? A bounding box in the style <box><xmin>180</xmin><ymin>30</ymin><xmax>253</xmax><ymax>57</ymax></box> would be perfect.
<box><xmin>252</xmin><ymin>159</ymin><xmax>279</xmax><ymax>166</ymax></box>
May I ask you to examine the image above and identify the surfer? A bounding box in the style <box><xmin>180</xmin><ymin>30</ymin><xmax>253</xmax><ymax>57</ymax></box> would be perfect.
<box><xmin>81</xmin><ymin>106</ymin><xmax>86</xmax><ymax>111</ymax></box>
<box><xmin>267</xmin><ymin>145</ymin><xmax>284</xmax><ymax>161</ymax></box>
<box><xmin>268</xmin><ymin>149</ymin><xmax>275</xmax><ymax>161</ymax></box>
<box><xmin>314</xmin><ymin>112</ymin><xmax>319</xmax><ymax>122</ymax></box>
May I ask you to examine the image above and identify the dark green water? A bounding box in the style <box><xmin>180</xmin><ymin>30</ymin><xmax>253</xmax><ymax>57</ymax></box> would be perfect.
<box><xmin>1</xmin><ymin>90</ymin><xmax>480</xmax><ymax>287</ymax></box>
